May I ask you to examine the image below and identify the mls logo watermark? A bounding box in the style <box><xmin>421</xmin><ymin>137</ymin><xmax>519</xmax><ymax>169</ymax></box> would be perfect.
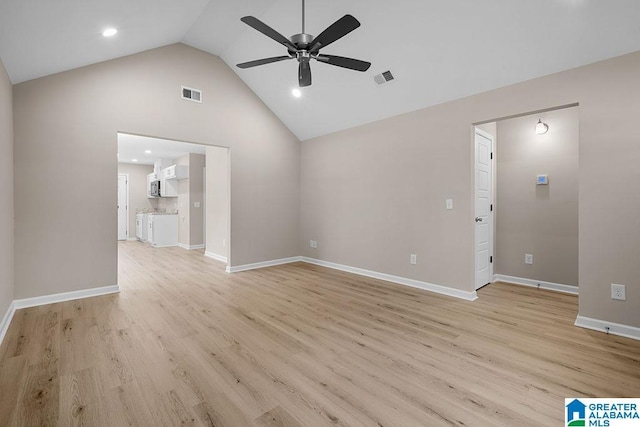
<box><xmin>566</xmin><ymin>398</ymin><xmax>640</xmax><ymax>426</ymax></box>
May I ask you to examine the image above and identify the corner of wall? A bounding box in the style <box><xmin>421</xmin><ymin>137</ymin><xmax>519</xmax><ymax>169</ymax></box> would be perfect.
<box><xmin>0</xmin><ymin>56</ymin><xmax>15</xmax><ymax>336</ymax></box>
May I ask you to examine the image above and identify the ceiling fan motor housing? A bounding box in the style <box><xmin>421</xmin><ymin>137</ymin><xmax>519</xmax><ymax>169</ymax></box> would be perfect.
<box><xmin>290</xmin><ymin>33</ymin><xmax>314</xmax><ymax>49</ymax></box>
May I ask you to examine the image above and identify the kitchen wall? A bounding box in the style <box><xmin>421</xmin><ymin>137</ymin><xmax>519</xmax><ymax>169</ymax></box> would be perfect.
<box><xmin>177</xmin><ymin>153</ymin><xmax>205</xmax><ymax>248</ymax></box>
<box><xmin>0</xmin><ymin>57</ymin><xmax>13</xmax><ymax>323</ymax></box>
<box><xmin>301</xmin><ymin>50</ymin><xmax>640</xmax><ymax>329</ymax></box>
<box><xmin>117</xmin><ymin>163</ymin><xmax>155</xmax><ymax>238</ymax></box>
<box><xmin>177</xmin><ymin>155</ymin><xmax>190</xmax><ymax>247</ymax></box>
<box><xmin>495</xmin><ymin>108</ymin><xmax>579</xmax><ymax>286</ymax></box>
<box><xmin>157</xmin><ymin>197</ymin><xmax>178</xmax><ymax>213</ymax></box>
<box><xmin>13</xmin><ymin>43</ymin><xmax>300</xmax><ymax>299</ymax></box>
<box><xmin>205</xmin><ymin>146</ymin><xmax>229</xmax><ymax>261</ymax></box>
<box><xmin>189</xmin><ymin>154</ymin><xmax>205</xmax><ymax>247</ymax></box>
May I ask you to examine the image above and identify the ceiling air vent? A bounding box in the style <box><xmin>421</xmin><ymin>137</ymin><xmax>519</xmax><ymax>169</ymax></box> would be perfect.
<box><xmin>374</xmin><ymin>70</ymin><xmax>395</xmax><ymax>85</ymax></box>
<box><xmin>181</xmin><ymin>86</ymin><xmax>202</xmax><ymax>103</ymax></box>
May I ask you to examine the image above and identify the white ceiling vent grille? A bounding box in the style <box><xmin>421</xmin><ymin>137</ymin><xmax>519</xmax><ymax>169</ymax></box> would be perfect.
<box><xmin>181</xmin><ymin>86</ymin><xmax>202</xmax><ymax>103</ymax></box>
<box><xmin>374</xmin><ymin>70</ymin><xmax>395</xmax><ymax>85</ymax></box>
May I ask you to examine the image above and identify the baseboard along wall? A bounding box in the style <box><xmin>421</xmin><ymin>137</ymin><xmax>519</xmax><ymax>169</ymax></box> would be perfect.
<box><xmin>575</xmin><ymin>315</ymin><xmax>640</xmax><ymax>341</ymax></box>
<box><xmin>225</xmin><ymin>256</ymin><xmax>477</xmax><ymax>301</ymax></box>
<box><xmin>493</xmin><ymin>274</ymin><xmax>579</xmax><ymax>295</ymax></box>
<box><xmin>179</xmin><ymin>243</ymin><xmax>206</xmax><ymax>250</ymax></box>
<box><xmin>204</xmin><ymin>251</ymin><xmax>228</xmax><ymax>264</ymax></box>
<box><xmin>0</xmin><ymin>285</ymin><xmax>120</xmax><ymax>347</ymax></box>
<box><xmin>3</xmin><ymin>263</ymin><xmax>637</xmax><ymax>347</ymax></box>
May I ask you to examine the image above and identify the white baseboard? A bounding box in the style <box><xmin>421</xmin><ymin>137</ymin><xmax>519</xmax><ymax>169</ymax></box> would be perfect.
<box><xmin>204</xmin><ymin>251</ymin><xmax>228</xmax><ymax>264</ymax></box>
<box><xmin>575</xmin><ymin>315</ymin><xmax>640</xmax><ymax>341</ymax></box>
<box><xmin>301</xmin><ymin>257</ymin><xmax>478</xmax><ymax>301</ymax></box>
<box><xmin>0</xmin><ymin>285</ymin><xmax>120</xmax><ymax>348</ymax></box>
<box><xmin>226</xmin><ymin>256</ymin><xmax>303</xmax><ymax>273</ymax></box>
<box><xmin>225</xmin><ymin>255</ymin><xmax>477</xmax><ymax>301</ymax></box>
<box><xmin>0</xmin><ymin>301</ymin><xmax>17</xmax><ymax>349</ymax></box>
<box><xmin>13</xmin><ymin>285</ymin><xmax>120</xmax><ymax>310</ymax></box>
<box><xmin>493</xmin><ymin>274</ymin><xmax>578</xmax><ymax>295</ymax></box>
<box><xmin>127</xmin><ymin>237</ymin><xmax>138</xmax><ymax>241</ymax></box>
<box><xmin>178</xmin><ymin>243</ymin><xmax>205</xmax><ymax>250</ymax></box>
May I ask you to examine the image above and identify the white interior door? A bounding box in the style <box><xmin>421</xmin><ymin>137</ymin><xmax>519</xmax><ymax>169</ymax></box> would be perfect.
<box><xmin>474</xmin><ymin>129</ymin><xmax>493</xmax><ymax>289</ymax></box>
<box><xmin>117</xmin><ymin>174</ymin><xmax>128</xmax><ymax>241</ymax></box>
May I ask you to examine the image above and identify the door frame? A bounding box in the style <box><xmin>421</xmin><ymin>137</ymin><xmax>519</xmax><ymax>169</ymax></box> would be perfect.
<box><xmin>117</xmin><ymin>173</ymin><xmax>129</xmax><ymax>241</ymax></box>
<box><xmin>474</xmin><ymin>127</ymin><xmax>494</xmax><ymax>290</ymax></box>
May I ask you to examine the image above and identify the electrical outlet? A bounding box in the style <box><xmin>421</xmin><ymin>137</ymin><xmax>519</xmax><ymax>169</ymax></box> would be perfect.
<box><xmin>611</xmin><ymin>284</ymin><xmax>626</xmax><ymax>301</ymax></box>
<box><xmin>525</xmin><ymin>254</ymin><xmax>533</xmax><ymax>265</ymax></box>
<box><xmin>310</xmin><ymin>240</ymin><xmax>318</xmax><ymax>248</ymax></box>
<box><xmin>410</xmin><ymin>254</ymin><xmax>417</xmax><ymax>265</ymax></box>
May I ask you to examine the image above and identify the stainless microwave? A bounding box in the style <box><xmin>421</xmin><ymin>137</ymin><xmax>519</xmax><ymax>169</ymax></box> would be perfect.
<box><xmin>150</xmin><ymin>180</ymin><xmax>161</xmax><ymax>197</ymax></box>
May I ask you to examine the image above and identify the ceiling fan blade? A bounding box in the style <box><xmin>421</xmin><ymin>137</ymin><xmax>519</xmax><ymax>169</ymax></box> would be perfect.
<box><xmin>237</xmin><ymin>56</ymin><xmax>293</xmax><ymax>69</ymax></box>
<box><xmin>315</xmin><ymin>54</ymin><xmax>371</xmax><ymax>72</ymax></box>
<box><xmin>298</xmin><ymin>61</ymin><xmax>312</xmax><ymax>87</ymax></box>
<box><xmin>309</xmin><ymin>14</ymin><xmax>361</xmax><ymax>53</ymax></box>
<box><xmin>241</xmin><ymin>16</ymin><xmax>297</xmax><ymax>52</ymax></box>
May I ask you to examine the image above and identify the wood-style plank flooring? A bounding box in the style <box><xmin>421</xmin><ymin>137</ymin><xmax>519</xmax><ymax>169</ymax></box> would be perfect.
<box><xmin>1</xmin><ymin>241</ymin><xmax>639</xmax><ymax>426</ymax></box>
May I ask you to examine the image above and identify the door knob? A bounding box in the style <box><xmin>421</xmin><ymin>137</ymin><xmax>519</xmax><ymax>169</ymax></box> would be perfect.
<box><xmin>475</xmin><ymin>217</ymin><xmax>482</xmax><ymax>223</ymax></box>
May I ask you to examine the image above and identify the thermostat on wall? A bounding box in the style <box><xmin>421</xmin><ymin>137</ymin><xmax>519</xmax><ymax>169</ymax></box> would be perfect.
<box><xmin>536</xmin><ymin>174</ymin><xmax>549</xmax><ymax>185</ymax></box>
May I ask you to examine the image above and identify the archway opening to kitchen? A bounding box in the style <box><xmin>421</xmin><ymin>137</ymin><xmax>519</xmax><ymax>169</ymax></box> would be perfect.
<box><xmin>117</xmin><ymin>132</ymin><xmax>230</xmax><ymax>271</ymax></box>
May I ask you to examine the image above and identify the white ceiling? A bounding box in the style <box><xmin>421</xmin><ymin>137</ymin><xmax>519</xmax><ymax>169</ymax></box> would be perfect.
<box><xmin>117</xmin><ymin>133</ymin><xmax>205</xmax><ymax>166</ymax></box>
<box><xmin>3</xmin><ymin>1</ymin><xmax>640</xmax><ymax>140</ymax></box>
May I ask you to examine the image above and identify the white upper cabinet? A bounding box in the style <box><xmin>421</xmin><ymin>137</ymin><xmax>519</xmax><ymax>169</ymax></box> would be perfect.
<box><xmin>163</xmin><ymin>165</ymin><xmax>189</xmax><ymax>180</ymax></box>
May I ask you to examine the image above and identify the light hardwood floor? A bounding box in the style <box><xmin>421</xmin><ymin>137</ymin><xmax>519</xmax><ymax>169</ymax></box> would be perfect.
<box><xmin>1</xmin><ymin>241</ymin><xmax>639</xmax><ymax>426</ymax></box>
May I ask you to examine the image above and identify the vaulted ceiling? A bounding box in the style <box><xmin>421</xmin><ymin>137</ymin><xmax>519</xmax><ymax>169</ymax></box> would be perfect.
<box><xmin>2</xmin><ymin>0</ymin><xmax>640</xmax><ymax>140</ymax></box>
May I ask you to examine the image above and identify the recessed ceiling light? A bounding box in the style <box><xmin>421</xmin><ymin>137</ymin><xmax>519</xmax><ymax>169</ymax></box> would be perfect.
<box><xmin>132</xmin><ymin>159</ymin><xmax>138</xmax><ymax>162</ymax></box>
<box><xmin>102</xmin><ymin>28</ymin><xmax>118</xmax><ymax>37</ymax></box>
<box><xmin>292</xmin><ymin>88</ymin><xmax>302</xmax><ymax>98</ymax></box>
<box><xmin>144</xmin><ymin>150</ymin><xmax>152</xmax><ymax>154</ymax></box>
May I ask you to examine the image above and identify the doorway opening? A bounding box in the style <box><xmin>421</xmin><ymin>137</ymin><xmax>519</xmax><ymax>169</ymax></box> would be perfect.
<box><xmin>116</xmin><ymin>132</ymin><xmax>231</xmax><ymax>270</ymax></box>
<box><xmin>473</xmin><ymin>104</ymin><xmax>580</xmax><ymax>295</ymax></box>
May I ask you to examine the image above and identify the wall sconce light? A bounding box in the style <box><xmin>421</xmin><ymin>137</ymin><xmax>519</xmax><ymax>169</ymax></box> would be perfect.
<box><xmin>535</xmin><ymin>119</ymin><xmax>549</xmax><ymax>135</ymax></box>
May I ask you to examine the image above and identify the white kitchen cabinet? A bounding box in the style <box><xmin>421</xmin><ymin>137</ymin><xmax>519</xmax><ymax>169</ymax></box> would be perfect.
<box><xmin>136</xmin><ymin>213</ymin><xmax>148</xmax><ymax>241</ymax></box>
<box><xmin>147</xmin><ymin>215</ymin><xmax>153</xmax><ymax>243</ymax></box>
<box><xmin>163</xmin><ymin>165</ymin><xmax>188</xmax><ymax>180</ymax></box>
<box><xmin>148</xmin><ymin>214</ymin><xmax>178</xmax><ymax>247</ymax></box>
<box><xmin>161</xmin><ymin>174</ymin><xmax>178</xmax><ymax>197</ymax></box>
<box><xmin>156</xmin><ymin>167</ymin><xmax>178</xmax><ymax>198</ymax></box>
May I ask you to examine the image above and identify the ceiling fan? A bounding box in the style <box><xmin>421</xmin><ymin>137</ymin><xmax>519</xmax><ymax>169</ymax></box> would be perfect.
<box><xmin>236</xmin><ymin>0</ymin><xmax>371</xmax><ymax>87</ymax></box>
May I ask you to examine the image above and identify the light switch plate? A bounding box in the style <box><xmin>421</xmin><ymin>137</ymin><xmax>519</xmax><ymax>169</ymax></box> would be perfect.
<box><xmin>446</xmin><ymin>199</ymin><xmax>454</xmax><ymax>210</ymax></box>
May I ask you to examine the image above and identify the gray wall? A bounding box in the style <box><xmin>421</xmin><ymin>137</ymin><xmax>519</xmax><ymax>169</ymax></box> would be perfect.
<box><xmin>0</xmin><ymin>58</ymin><xmax>13</xmax><ymax>316</ymax></box>
<box><xmin>117</xmin><ymin>163</ymin><xmax>155</xmax><ymax>238</ymax></box>
<box><xmin>177</xmin><ymin>155</ymin><xmax>190</xmax><ymax>246</ymax></box>
<box><xmin>13</xmin><ymin>43</ymin><xmax>301</xmax><ymax>299</ymax></box>
<box><xmin>205</xmin><ymin>146</ymin><xmax>230</xmax><ymax>260</ymax></box>
<box><xmin>495</xmin><ymin>108</ymin><xmax>579</xmax><ymax>286</ymax></box>
<box><xmin>301</xmin><ymin>51</ymin><xmax>640</xmax><ymax>328</ymax></box>
<box><xmin>189</xmin><ymin>154</ymin><xmax>205</xmax><ymax>247</ymax></box>
<box><xmin>177</xmin><ymin>153</ymin><xmax>206</xmax><ymax>248</ymax></box>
